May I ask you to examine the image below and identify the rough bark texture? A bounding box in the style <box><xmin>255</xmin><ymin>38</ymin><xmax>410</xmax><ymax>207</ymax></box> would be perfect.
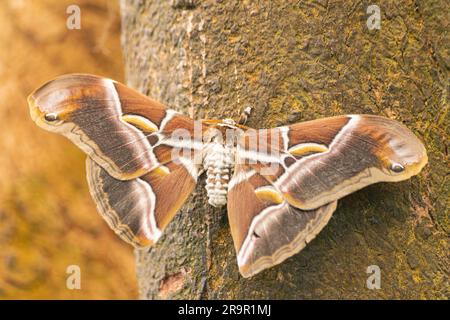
<box><xmin>120</xmin><ymin>0</ymin><xmax>448</xmax><ymax>299</ymax></box>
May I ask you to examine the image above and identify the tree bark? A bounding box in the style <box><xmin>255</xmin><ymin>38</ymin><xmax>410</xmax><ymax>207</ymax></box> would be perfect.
<box><xmin>120</xmin><ymin>0</ymin><xmax>448</xmax><ymax>299</ymax></box>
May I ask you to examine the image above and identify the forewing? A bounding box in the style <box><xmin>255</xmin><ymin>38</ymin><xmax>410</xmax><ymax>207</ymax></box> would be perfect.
<box><xmin>28</xmin><ymin>73</ymin><xmax>200</xmax><ymax>180</ymax></box>
<box><xmin>238</xmin><ymin>115</ymin><xmax>428</xmax><ymax>210</ymax></box>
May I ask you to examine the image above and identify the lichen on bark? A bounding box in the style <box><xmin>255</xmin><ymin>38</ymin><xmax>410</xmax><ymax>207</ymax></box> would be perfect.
<box><xmin>120</xmin><ymin>0</ymin><xmax>449</xmax><ymax>299</ymax></box>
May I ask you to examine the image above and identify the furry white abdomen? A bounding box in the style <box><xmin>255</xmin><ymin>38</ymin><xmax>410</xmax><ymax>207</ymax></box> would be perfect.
<box><xmin>203</xmin><ymin>142</ymin><xmax>234</xmax><ymax>207</ymax></box>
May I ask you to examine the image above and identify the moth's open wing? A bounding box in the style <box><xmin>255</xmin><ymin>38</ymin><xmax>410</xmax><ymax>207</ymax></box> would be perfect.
<box><xmin>227</xmin><ymin>165</ymin><xmax>337</xmax><ymax>278</ymax></box>
<box><xmin>28</xmin><ymin>73</ymin><xmax>201</xmax><ymax>180</ymax></box>
<box><xmin>86</xmin><ymin>157</ymin><xmax>197</xmax><ymax>247</ymax></box>
<box><xmin>28</xmin><ymin>74</ymin><xmax>204</xmax><ymax>246</ymax></box>
<box><xmin>239</xmin><ymin>115</ymin><xmax>428</xmax><ymax>210</ymax></box>
<box><xmin>229</xmin><ymin>114</ymin><xmax>427</xmax><ymax>277</ymax></box>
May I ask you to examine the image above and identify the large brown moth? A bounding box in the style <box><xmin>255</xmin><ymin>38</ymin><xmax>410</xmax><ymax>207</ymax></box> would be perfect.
<box><xmin>28</xmin><ymin>74</ymin><xmax>428</xmax><ymax>278</ymax></box>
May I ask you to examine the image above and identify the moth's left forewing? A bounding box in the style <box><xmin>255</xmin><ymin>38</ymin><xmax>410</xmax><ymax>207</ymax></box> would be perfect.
<box><xmin>275</xmin><ymin>115</ymin><xmax>428</xmax><ymax>210</ymax></box>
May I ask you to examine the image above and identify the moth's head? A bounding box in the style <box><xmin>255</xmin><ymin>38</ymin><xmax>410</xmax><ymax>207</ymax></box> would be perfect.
<box><xmin>203</xmin><ymin>122</ymin><xmax>242</xmax><ymax>147</ymax></box>
<box><xmin>221</xmin><ymin>118</ymin><xmax>236</xmax><ymax>126</ymax></box>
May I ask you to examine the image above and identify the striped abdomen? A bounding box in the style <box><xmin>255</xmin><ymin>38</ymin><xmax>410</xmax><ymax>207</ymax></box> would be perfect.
<box><xmin>203</xmin><ymin>142</ymin><xmax>234</xmax><ymax>207</ymax></box>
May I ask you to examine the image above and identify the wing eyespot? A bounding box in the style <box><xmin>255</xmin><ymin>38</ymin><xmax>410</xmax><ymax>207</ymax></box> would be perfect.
<box><xmin>43</xmin><ymin>113</ymin><xmax>64</xmax><ymax>125</ymax></box>
<box><xmin>390</xmin><ymin>162</ymin><xmax>405</xmax><ymax>173</ymax></box>
<box><xmin>44</xmin><ymin>113</ymin><xmax>59</xmax><ymax>122</ymax></box>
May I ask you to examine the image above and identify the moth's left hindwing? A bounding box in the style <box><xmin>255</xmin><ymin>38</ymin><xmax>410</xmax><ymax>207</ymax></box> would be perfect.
<box><xmin>228</xmin><ymin>165</ymin><xmax>337</xmax><ymax>278</ymax></box>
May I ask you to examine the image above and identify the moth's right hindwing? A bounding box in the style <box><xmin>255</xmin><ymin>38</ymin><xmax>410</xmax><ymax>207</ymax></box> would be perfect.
<box><xmin>86</xmin><ymin>157</ymin><xmax>197</xmax><ymax>247</ymax></box>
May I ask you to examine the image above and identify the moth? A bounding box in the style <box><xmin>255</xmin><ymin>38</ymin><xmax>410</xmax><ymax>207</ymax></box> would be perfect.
<box><xmin>28</xmin><ymin>74</ymin><xmax>428</xmax><ymax>278</ymax></box>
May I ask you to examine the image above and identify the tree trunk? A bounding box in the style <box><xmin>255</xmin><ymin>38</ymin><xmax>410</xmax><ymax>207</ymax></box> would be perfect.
<box><xmin>120</xmin><ymin>0</ymin><xmax>448</xmax><ymax>299</ymax></box>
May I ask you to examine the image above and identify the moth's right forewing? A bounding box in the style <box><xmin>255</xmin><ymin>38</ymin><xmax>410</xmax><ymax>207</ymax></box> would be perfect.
<box><xmin>28</xmin><ymin>73</ymin><xmax>200</xmax><ymax>181</ymax></box>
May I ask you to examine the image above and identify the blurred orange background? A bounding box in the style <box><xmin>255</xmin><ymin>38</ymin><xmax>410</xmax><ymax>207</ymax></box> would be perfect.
<box><xmin>0</xmin><ymin>0</ymin><xmax>138</xmax><ymax>299</ymax></box>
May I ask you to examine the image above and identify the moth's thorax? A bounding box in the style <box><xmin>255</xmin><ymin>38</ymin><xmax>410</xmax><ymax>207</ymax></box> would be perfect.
<box><xmin>202</xmin><ymin>123</ymin><xmax>239</xmax><ymax>207</ymax></box>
